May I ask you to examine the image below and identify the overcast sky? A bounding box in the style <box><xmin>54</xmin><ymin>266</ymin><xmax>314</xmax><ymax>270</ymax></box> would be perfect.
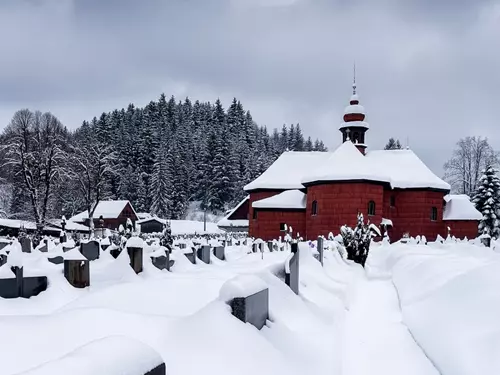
<box><xmin>0</xmin><ymin>0</ymin><xmax>498</xmax><ymax>174</ymax></box>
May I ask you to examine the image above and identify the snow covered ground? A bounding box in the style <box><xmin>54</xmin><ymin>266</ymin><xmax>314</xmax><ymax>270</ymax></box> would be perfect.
<box><xmin>0</xmin><ymin>238</ymin><xmax>499</xmax><ymax>374</ymax></box>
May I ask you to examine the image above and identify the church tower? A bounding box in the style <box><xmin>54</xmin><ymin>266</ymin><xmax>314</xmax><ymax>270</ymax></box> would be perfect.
<box><xmin>339</xmin><ymin>68</ymin><xmax>369</xmax><ymax>154</ymax></box>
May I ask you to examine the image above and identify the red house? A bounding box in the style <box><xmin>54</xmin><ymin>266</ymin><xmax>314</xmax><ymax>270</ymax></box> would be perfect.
<box><xmin>244</xmin><ymin>83</ymin><xmax>481</xmax><ymax>241</ymax></box>
<box><xmin>69</xmin><ymin>200</ymin><xmax>138</xmax><ymax>230</ymax></box>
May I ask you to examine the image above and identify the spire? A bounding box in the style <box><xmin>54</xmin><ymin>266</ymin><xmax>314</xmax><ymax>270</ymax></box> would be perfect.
<box><xmin>352</xmin><ymin>63</ymin><xmax>356</xmax><ymax>96</ymax></box>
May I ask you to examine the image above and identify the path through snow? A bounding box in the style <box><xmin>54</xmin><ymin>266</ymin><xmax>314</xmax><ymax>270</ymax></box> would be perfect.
<box><xmin>342</xmin><ymin>276</ymin><xmax>440</xmax><ymax>375</ymax></box>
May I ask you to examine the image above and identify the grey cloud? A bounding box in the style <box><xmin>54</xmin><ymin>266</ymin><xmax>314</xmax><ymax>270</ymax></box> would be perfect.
<box><xmin>0</xmin><ymin>0</ymin><xmax>498</xmax><ymax>175</ymax></box>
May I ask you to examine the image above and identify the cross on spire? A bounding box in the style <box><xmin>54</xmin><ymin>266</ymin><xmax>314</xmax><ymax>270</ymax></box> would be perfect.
<box><xmin>352</xmin><ymin>62</ymin><xmax>357</xmax><ymax>95</ymax></box>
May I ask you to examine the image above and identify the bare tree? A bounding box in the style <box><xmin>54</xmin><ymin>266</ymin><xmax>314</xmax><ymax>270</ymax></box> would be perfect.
<box><xmin>444</xmin><ymin>136</ymin><xmax>499</xmax><ymax>195</ymax></box>
<box><xmin>0</xmin><ymin>109</ymin><xmax>69</xmax><ymax>232</ymax></box>
<box><xmin>69</xmin><ymin>143</ymin><xmax>116</xmax><ymax>235</ymax></box>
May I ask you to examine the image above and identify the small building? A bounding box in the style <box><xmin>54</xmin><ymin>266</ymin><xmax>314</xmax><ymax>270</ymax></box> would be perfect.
<box><xmin>217</xmin><ymin>197</ymin><xmax>250</xmax><ymax>233</ymax></box>
<box><xmin>69</xmin><ymin>200</ymin><xmax>138</xmax><ymax>230</ymax></box>
<box><xmin>137</xmin><ymin>217</ymin><xmax>166</xmax><ymax>234</ymax></box>
<box><xmin>443</xmin><ymin>195</ymin><xmax>482</xmax><ymax>239</ymax></box>
<box><xmin>0</xmin><ymin>218</ymin><xmax>89</xmax><ymax>237</ymax></box>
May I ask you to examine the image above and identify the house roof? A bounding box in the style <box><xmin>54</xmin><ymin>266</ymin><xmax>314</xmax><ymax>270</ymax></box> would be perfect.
<box><xmin>252</xmin><ymin>190</ymin><xmax>306</xmax><ymax>210</ymax></box>
<box><xmin>243</xmin><ymin>151</ymin><xmax>330</xmax><ymax>191</ymax></box>
<box><xmin>217</xmin><ymin>196</ymin><xmax>249</xmax><ymax>228</ymax></box>
<box><xmin>443</xmin><ymin>195</ymin><xmax>482</xmax><ymax>221</ymax></box>
<box><xmin>137</xmin><ymin>217</ymin><xmax>167</xmax><ymax>225</ymax></box>
<box><xmin>245</xmin><ymin>141</ymin><xmax>450</xmax><ymax>192</ymax></box>
<box><xmin>69</xmin><ymin>200</ymin><xmax>137</xmax><ymax>222</ymax></box>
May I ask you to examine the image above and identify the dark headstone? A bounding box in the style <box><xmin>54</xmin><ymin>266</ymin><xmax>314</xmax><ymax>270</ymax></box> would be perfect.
<box><xmin>285</xmin><ymin>243</ymin><xmax>299</xmax><ymax>295</ymax></box>
<box><xmin>178</xmin><ymin>243</ymin><xmax>187</xmax><ymax>249</ymax></box>
<box><xmin>22</xmin><ymin>276</ymin><xmax>48</xmax><ymax>298</ymax></box>
<box><xmin>252</xmin><ymin>243</ymin><xmax>258</xmax><ymax>253</ymax></box>
<box><xmin>38</xmin><ymin>244</ymin><xmax>48</xmax><ymax>253</ymax></box>
<box><xmin>481</xmin><ymin>237</ymin><xmax>491</xmax><ymax>248</ymax></box>
<box><xmin>213</xmin><ymin>246</ymin><xmax>225</xmax><ymax>261</ymax></box>
<box><xmin>184</xmin><ymin>249</ymin><xmax>197</xmax><ymax>264</ymax></box>
<box><xmin>230</xmin><ymin>288</ymin><xmax>269</xmax><ymax>330</ymax></box>
<box><xmin>0</xmin><ymin>254</ymin><xmax>6</xmax><ymax>267</ymax></box>
<box><xmin>151</xmin><ymin>251</ymin><xmax>173</xmax><ymax>271</ymax></box>
<box><xmin>101</xmin><ymin>243</ymin><xmax>110</xmax><ymax>251</ymax></box>
<box><xmin>80</xmin><ymin>241</ymin><xmax>100</xmax><ymax>261</ymax></box>
<box><xmin>48</xmin><ymin>256</ymin><xmax>64</xmax><ymax>265</ymax></box>
<box><xmin>110</xmin><ymin>248</ymin><xmax>121</xmax><ymax>259</ymax></box>
<box><xmin>267</xmin><ymin>241</ymin><xmax>274</xmax><ymax>252</ymax></box>
<box><xmin>64</xmin><ymin>259</ymin><xmax>90</xmax><ymax>288</ymax></box>
<box><xmin>127</xmin><ymin>246</ymin><xmax>143</xmax><ymax>274</ymax></box>
<box><xmin>145</xmin><ymin>363</ymin><xmax>166</xmax><ymax>375</ymax></box>
<box><xmin>317</xmin><ymin>236</ymin><xmax>324</xmax><ymax>266</ymax></box>
<box><xmin>0</xmin><ymin>266</ymin><xmax>47</xmax><ymax>299</ymax></box>
<box><xmin>197</xmin><ymin>245</ymin><xmax>211</xmax><ymax>264</ymax></box>
<box><xmin>0</xmin><ymin>242</ymin><xmax>10</xmax><ymax>251</ymax></box>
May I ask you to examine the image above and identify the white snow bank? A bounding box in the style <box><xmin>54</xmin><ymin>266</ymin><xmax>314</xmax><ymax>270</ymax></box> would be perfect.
<box><xmin>18</xmin><ymin>336</ymin><xmax>163</xmax><ymax>375</ymax></box>
<box><xmin>370</xmin><ymin>243</ymin><xmax>500</xmax><ymax>375</ymax></box>
<box><xmin>6</xmin><ymin>240</ymin><xmax>23</xmax><ymax>267</ymax></box>
<box><xmin>443</xmin><ymin>194</ymin><xmax>482</xmax><ymax>220</ymax></box>
<box><xmin>126</xmin><ymin>236</ymin><xmax>144</xmax><ymax>248</ymax></box>
<box><xmin>253</xmin><ymin>190</ymin><xmax>306</xmax><ymax>210</ymax></box>
<box><xmin>219</xmin><ymin>274</ymin><xmax>268</xmax><ymax>301</ymax></box>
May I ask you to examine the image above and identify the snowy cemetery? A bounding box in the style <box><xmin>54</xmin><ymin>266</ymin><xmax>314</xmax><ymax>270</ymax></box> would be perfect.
<box><xmin>0</xmin><ymin>211</ymin><xmax>498</xmax><ymax>375</ymax></box>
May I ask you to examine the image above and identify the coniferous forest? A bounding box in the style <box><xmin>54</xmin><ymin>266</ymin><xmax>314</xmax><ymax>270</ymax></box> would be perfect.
<box><xmin>0</xmin><ymin>94</ymin><xmax>327</xmax><ymax>226</ymax></box>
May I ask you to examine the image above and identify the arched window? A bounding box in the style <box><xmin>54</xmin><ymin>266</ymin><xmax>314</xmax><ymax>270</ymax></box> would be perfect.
<box><xmin>353</xmin><ymin>132</ymin><xmax>360</xmax><ymax>143</ymax></box>
<box><xmin>311</xmin><ymin>200</ymin><xmax>318</xmax><ymax>216</ymax></box>
<box><xmin>431</xmin><ymin>207</ymin><xmax>438</xmax><ymax>221</ymax></box>
<box><xmin>368</xmin><ymin>200</ymin><xmax>376</xmax><ymax>216</ymax></box>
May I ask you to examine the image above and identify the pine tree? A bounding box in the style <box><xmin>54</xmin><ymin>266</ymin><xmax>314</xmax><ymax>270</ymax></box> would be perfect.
<box><xmin>304</xmin><ymin>136</ymin><xmax>313</xmax><ymax>151</ymax></box>
<box><xmin>150</xmin><ymin>142</ymin><xmax>171</xmax><ymax>218</ymax></box>
<box><xmin>473</xmin><ymin>165</ymin><xmax>500</xmax><ymax>238</ymax></box>
<box><xmin>384</xmin><ymin>138</ymin><xmax>402</xmax><ymax>150</ymax></box>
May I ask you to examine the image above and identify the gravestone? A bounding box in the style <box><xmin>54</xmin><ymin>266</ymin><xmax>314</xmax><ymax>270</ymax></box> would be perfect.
<box><xmin>0</xmin><ymin>254</ymin><xmax>6</xmax><ymax>267</ymax></box>
<box><xmin>316</xmin><ymin>236</ymin><xmax>324</xmax><ymax>266</ymax></box>
<box><xmin>267</xmin><ymin>241</ymin><xmax>274</xmax><ymax>252</ymax></box>
<box><xmin>0</xmin><ymin>241</ymin><xmax>11</xmax><ymax>251</ymax></box>
<box><xmin>178</xmin><ymin>243</ymin><xmax>187</xmax><ymax>250</ymax></box>
<box><xmin>213</xmin><ymin>246</ymin><xmax>225</xmax><ymax>261</ymax></box>
<box><xmin>0</xmin><ymin>266</ymin><xmax>47</xmax><ymax>298</ymax></box>
<box><xmin>230</xmin><ymin>288</ymin><xmax>269</xmax><ymax>330</ymax></box>
<box><xmin>38</xmin><ymin>240</ymin><xmax>48</xmax><ymax>253</ymax></box>
<box><xmin>285</xmin><ymin>243</ymin><xmax>299</xmax><ymax>295</ymax></box>
<box><xmin>110</xmin><ymin>247</ymin><xmax>121</xmax><ymax>259</ymax></box>
<box><xmin>127</xmin><ymin>246</ymin><xmax>143</xmax><ymax>274</ymax></box>
<box><xmin>80</xmin><ymin>241</ymin><xmax>100</xmax><ymax>261</ymax></box>
<box><xmin>48</xmin><ymin>255</ymin><xmax>64</xmax><ymax>265</ymax></box>
<box><xmin>252</xmin><ymin>243</ymin><xmax>258</xmax><ymax>253</ymax></box>
<box><xmin>197</xmin><ymin>245</ymin><xmax>211</xmax><ymax>264</ymax></box>
<box><xmin>184</xmin><ymin>248</ymin><xmax>197</xmax><ymax>264</ymax></box>
<box><xmin>151</xmin><ymin>251</ymin><xmax>174</xmax><ymax>271</ymax></box>
<box><xmin>64</xmin><ymin>259</ymin><xmax>90</xmax><ymax>288</ymax></box>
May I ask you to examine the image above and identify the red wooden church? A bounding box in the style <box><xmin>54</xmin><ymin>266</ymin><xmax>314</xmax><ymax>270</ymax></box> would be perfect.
<box><xmin>243</xmin><ymin>81</ymin><xmax>481</xmax><ymax>241</ymax></box>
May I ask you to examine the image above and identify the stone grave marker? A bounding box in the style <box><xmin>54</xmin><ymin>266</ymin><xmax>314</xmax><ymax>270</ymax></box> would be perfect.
<box><xmin>267</xmin><ymin>241</ymin><xmax>274</xmax><ymax>252</ymax></box>
<box><xmin>213</xmin><ymin>246</ymin><xmax>225</xmax><ymax>261</ymax></box>
<box><xmin>48</xmin><ymin>255</ymin><xmax>64</xmax><ymax>265</ymax></box>
<box><xmin>230</xmin><ymin>288</ymin><xmax>269</xmax><ymax>330</ymax></box>
<box><xmin>184</xmin><ymin>248</ymin><xmax>197</xmax><ymax>264</ymax></box>
<box><xmin>285</xmin><ymin>243</ymin><xmax>299</xmax><ymax>295</ymax></box>
<box><xmin>316</xmin><ymin>236</ymin><xmax>324</xmax><ymax>266</ymax></box>
<box><xmin>0</xmin><ymin>265</ymin><xmax>48</xmax><ymax>299</ymax></box>
<box><xmin>63</xmin><ymin>249</ymin><xmax>90</xmax><ymax>288</ymax></box>
<box><xmin>80</xmin><ymin>240</ymin><xmax>100</xmax><ymax>261</ymax></box>
<box><xmin>252</xmin><ymin>243</ymin><xmax>259</xmax><ymax>253</ymax></box>
<box><xmin>197</xmin><ymin>245</ymin><xmax>211</xmax><ymax>264</ymax></box>
<box><xmin>127</xmin><ymin>245</ymin><xmax>143</xmax><ymax>274</ymax></box>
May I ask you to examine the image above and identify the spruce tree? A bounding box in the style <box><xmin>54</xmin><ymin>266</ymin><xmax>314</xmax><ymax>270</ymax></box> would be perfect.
<box><xmin>384</xmin><ymin>137</ymin><xmax>403</xmax><ymax>150</ymax></box>
<box><xmin>473</xmin><ymin>165</ymin><xmax>500</xmax><ymax>238</ymax></box>
<box><xmin>150</xmin><ymin>142</ymin><xmax>171</xmax><ymax>218</ymax></box>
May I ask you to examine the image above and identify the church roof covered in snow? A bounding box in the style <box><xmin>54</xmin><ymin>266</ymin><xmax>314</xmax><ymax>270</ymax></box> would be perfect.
<box><xmin>245</xmin><ymin>142</ymin><xmax>450</xmax><ymax>192</ymax></box>
<box><xmin>70</xmin><ymin>200</ymin><xmax>137</xmax><ymax>222</ymax></box>
<box><xmin>243</xmin><ymin>151</ymin><xmax>330</xmax><ymax>191</ymax></box>
<box><xmin>252</xmin><ymin>190</ymin><xmax>307</xmax><ymax>209</ymax></box>
<box><xmin>443</xmin><ymin>194</ymin><xmax>482</xmax><ymax>221</ymax></box>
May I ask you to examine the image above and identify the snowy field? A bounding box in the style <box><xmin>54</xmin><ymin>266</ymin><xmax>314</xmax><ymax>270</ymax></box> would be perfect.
<box><xmin>0</xmin><ymin>239</ymin><xmax>499</xmax><ymax>375</ymax></box>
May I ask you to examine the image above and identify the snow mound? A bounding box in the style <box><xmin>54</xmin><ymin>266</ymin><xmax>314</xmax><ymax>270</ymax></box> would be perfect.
<box><xmin>19</xmin><ymin>336</ymin><xmax>164</xmax><ymax>375</ymax></box>
<box><xmin>253</xmin><ymin>190</ymin><xmax>306</xmax><ymax>209</ymax></box>
<box><xmin>443</xmin><ymin>194</ymin><xmax>482</xmax><ymax>220</ymax></box>
<box><xmin>63</xmin><ymin>248</ymin><xmax>87</xmax><ymax>261</ymax></box>
<box><xmin>126</xmin><ymin>236</ymin><xmax>144</xmax><ymax>248</ymax></box>
<box><xmin>219</xmin><ymin>275</ymin><xmax>268</xmax><ymax>302</ymax></box>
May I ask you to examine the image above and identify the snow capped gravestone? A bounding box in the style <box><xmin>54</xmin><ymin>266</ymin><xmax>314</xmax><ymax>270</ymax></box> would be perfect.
<box><xmin>267</xmin><ymin>241</ymin><xmax>274</xmax><ymax>252</ymax></box>
<box><xmin>220</xmin><ymin>275</ymin><xmax>269</xmax><ymax>330</ymax></box>
<box><xmin>285</xmin><ymin>243</ymin><xmax>300</xmax><ymax>295</ymax></box>
<box><xmin>184</xmin><ymin>247</ymin><xmax>197</xmax><ymax>264</ymax></box>
<box><xmin>80</xmin><ymin>240</ymin><xmax>100</xmax><ymax>261</ymax></box>
<box><xmin>150</xmin><ymin>248</ymin><xmax>173</xmax><ymax>271</ymax></box>
<box><xmin>197</xmin><ymin>245</ymin><xmax>211</xmax><ymax>264</ymax></box>
<box><xmin>126</xmin><ymin>237</ymin><xmax>144</xmax><ymax>274</ymax></box>
<box><xmin>63</xmin><ymin>248</ymin><xmax>90</xmax><ymax>288</ymax></box>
